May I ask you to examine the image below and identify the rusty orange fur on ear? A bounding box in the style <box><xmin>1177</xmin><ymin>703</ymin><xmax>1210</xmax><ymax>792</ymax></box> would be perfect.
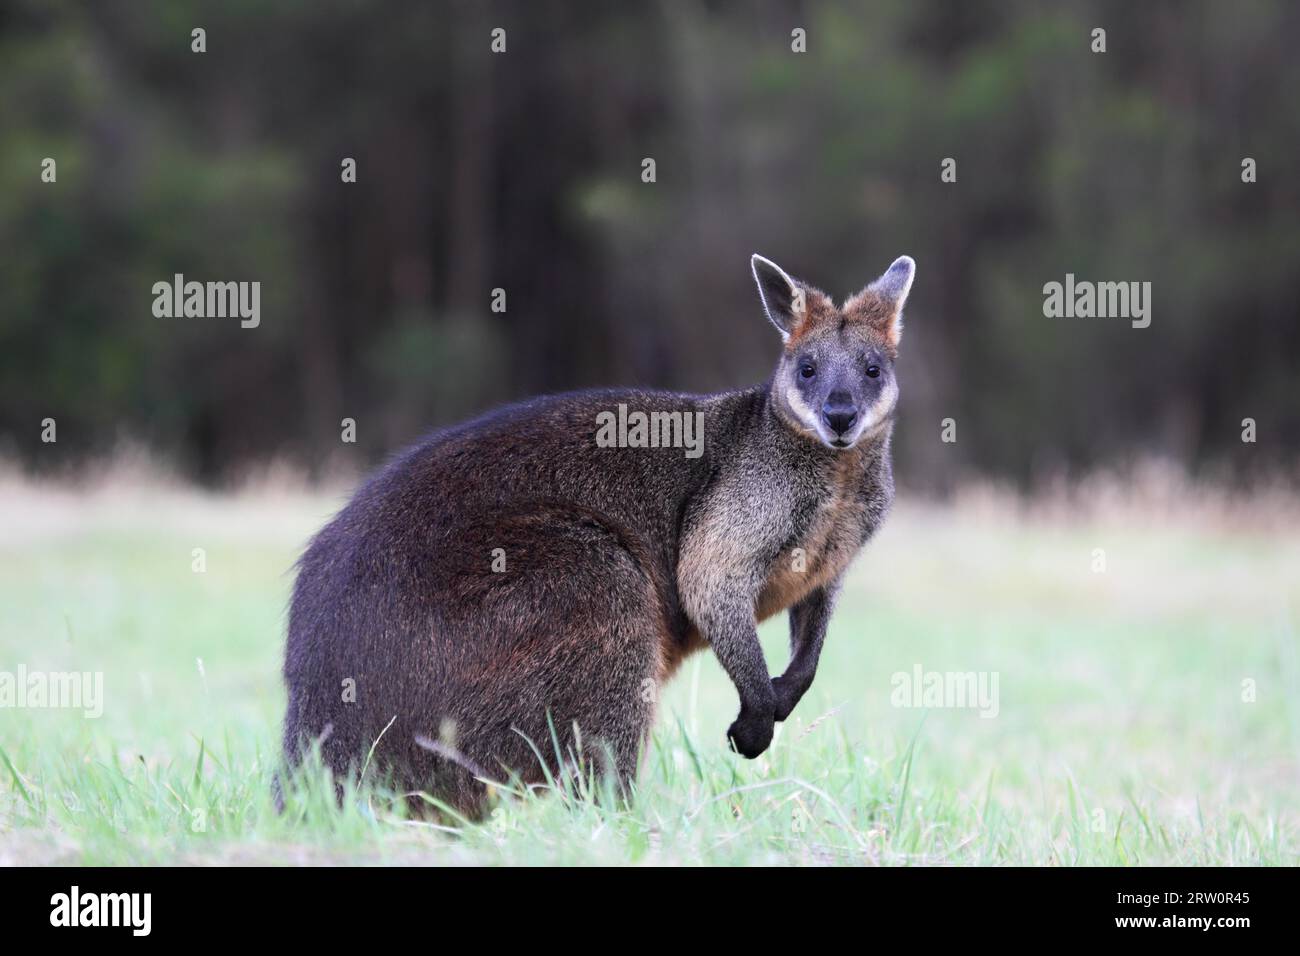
<box><xmin>840</xmin><ymin>289</ymin><xmax>903</xmax><ymax>348</ymax></box>
<box><xmin>842</xmin><ymin>255</ymin><xmax>915</xmax><ymax>350</ymax></box>
<box><xmin>783</xmin><ymin>287</ymin><xmax>838</xmax><ymax>347</ymax></box>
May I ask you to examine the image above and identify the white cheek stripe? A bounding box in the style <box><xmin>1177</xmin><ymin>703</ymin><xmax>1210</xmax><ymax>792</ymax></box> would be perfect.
<box><xmin>852</xmin><ymin>379</ymin><xmax>899</xmax><ymax>442</ymax></box>
<box><xmin>783</xmin><ymin>384</ymin><xmax>824</xmax><ymax>437</ymax></box>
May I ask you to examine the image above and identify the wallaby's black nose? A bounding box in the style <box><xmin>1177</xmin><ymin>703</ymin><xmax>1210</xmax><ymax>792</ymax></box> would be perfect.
<box><xmin>822</xmin><ymin>396</ymin><xmax>857</xmax><ymax>436</ymax></box>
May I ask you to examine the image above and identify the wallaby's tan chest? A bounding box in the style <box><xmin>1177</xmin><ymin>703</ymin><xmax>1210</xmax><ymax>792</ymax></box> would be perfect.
<box><xmin>755</xmin><ymin>458</ymin><xmax>870</xmax><ymax>621</ymax></box>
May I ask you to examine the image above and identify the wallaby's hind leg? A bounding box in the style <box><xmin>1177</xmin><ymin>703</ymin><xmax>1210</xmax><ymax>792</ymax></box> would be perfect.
<box><xmin>433</xmin><ymin>508</ymin><xmax>666</xmax><ymax>809</ymax></box>
<box><xmin>556</xmin><ymin>604</ymin><xmax>661</xmax><ymax>802</ymax></box>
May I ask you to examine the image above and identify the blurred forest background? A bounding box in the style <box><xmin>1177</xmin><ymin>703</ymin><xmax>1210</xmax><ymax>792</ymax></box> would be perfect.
<box><xmin>1</xmin><ymin>0</ymin><xmax>1297</xmax><ymax>489</ymax></box>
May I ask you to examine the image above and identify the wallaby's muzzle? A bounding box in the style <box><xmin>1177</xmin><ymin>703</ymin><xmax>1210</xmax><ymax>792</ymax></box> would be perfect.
<box><xmin>822</xmin><ymin>390</ymin><xmax>858</xmax><ymax>439</ymax></box>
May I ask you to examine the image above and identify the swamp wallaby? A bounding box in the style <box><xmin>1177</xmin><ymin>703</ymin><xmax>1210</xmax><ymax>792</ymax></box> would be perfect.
<box><xmin>282</xmin><ymin>253</ymin><xmax>915</xmax><ymax>815</ymax></box>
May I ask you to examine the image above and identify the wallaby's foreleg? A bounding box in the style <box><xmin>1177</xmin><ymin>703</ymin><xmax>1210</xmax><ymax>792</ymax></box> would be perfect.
<box><xmin>697</xmin><ymin>599</ymin><xmax>776</xmax><ymax>758</ymax></box>
<box><xmin>773</xmin><ymin>578</ymin><xmax>842</xmax><ymax>721</ymax></box>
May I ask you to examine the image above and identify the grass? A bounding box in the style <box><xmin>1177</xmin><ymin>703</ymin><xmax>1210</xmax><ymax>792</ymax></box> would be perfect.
<box><xmin>1</xmin><ymin>473</ymin><xmax>1297</xmax><ymax>865</ymax></box>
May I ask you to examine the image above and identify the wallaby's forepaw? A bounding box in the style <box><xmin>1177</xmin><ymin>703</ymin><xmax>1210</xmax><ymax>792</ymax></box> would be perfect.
<box><xmin>771</xmin><ymin>674</ymin><xmax>803</xmax><ymax>722</ymax></box>
<box><xmin>727</xmin><ymin>711</ymin><xmax>774</xmax><ymax>759</ymax></box>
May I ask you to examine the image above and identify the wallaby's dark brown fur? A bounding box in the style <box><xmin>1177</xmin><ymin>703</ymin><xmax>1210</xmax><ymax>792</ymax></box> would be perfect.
<box><xmin>281</xmin><ymin>254</ymin><xmax>915</xmax><ymax>816</ymax></box>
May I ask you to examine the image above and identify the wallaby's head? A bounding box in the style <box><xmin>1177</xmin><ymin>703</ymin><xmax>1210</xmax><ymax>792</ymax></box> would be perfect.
<box><xmin>751</xmin><ymin>253</ymin><xmax>915</xmax><ymax>450</ymax></box>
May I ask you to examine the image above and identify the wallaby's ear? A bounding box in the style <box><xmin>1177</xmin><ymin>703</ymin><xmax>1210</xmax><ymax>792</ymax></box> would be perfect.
<box><xmin>751</xmin><ymin>254</ymin><xmax>804</xmax><ymax>340</ymax></box>
<box><xmin>870</xmin><ymin>255</ymin><xmax>915</xmax><ymax>312</ymax></box>
<box><xmin>858</xmin><ymin>255</ymin><xmax>915</xmax><ymax>347</ymax></box>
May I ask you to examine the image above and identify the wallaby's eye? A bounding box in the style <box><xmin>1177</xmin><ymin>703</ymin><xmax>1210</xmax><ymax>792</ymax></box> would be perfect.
<box><xmin>866</xmin><ymin>365</ymin><xmax>880</xmax><ymax>379</ymax></box>
<box><xmin>799</xmin><ymin>364</ymin><xmax>816</xmax><ymax>379</ymax></box>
